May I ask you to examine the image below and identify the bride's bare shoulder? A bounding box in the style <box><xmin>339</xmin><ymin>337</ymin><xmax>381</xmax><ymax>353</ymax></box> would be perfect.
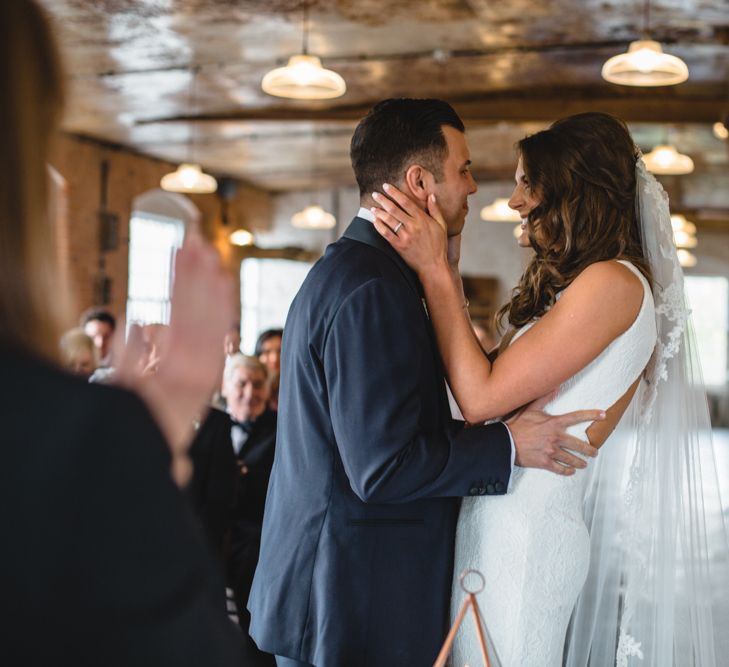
<box><xmin>556</xmin><ymin>259</ymin><xmax>645</xmax><ymax>335</ymax></box>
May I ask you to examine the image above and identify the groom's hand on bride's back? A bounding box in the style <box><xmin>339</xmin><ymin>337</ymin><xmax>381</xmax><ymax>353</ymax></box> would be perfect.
<box><xmin>506</xmin><ymin>391</ymin><xmax>604</xmax><ymax>476</ymax></box>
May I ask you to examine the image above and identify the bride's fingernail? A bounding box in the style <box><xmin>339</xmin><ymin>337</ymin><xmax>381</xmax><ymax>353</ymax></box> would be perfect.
<box><xmin>430</xmin><ymin>194</ymin><xmax>437</xmax><ymax>203</ymax></box>
<box><xmin>382</xmin><ymin>183</ymin><xmax>391</xmax><ymax>191</ymax></box>
<box><xmin>599</xmin><ymin>411</ymin><xmax>606</xmax><ymax>418</ymax></box>
<box><xmin>372</xmin><ymin>192</ymin><xmax>381</xmax><ymax>200</ymax></box>
<box><xmin>370</xmin><ymin>207</ymin><xmax>377</xmax><ymax>215</ymax></box>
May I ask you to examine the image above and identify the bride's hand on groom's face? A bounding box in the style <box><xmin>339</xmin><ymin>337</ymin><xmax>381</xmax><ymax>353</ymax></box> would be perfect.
<box><xmin>507</xmin><ymin>391</ymin><xmax>604</xmax><ymax>476</ymax></box>
<box><xmin>371</xmin><ymin>185</ymin><xmax>448</xmax><ymax>277</ymax></box>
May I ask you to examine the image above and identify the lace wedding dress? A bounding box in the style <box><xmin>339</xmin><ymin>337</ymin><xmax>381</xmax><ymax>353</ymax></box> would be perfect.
<box><xmin>451</xmin><ymin>260</ymin><xmax>656</xmax><ymax>667</ymax></box>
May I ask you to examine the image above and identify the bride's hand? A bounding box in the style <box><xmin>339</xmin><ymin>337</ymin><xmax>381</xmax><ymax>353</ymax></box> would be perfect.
<box><xmin>371</xmin><ymin>184</ymin><xmax>449</xmax><ymax>278</ymax></box>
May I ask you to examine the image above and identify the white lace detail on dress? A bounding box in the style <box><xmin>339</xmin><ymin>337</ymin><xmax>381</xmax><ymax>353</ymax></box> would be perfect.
<box><xmin>452</xmin><ymin>260</ymin><xmax>656</xmax><ymax>667</ymax></box>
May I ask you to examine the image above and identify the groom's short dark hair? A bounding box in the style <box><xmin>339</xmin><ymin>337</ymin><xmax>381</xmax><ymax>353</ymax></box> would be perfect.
<box><xmin>350</xmin><ymin>98</ymin><xmax>465</xmax><ymax>197</ymax></box>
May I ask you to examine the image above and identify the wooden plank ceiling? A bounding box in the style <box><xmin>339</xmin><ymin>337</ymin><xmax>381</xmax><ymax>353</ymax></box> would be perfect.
<box><xmin>41</xmin><ymin>0</ymin><xmax>729</xmax><ymax>219</ymax></box>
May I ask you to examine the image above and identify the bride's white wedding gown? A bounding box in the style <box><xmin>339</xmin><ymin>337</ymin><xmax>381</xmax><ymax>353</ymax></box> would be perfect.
<box><xmin>451</xmin><ymin>261</ymin><xmax>657</xmax><ymax>667</ymax></box>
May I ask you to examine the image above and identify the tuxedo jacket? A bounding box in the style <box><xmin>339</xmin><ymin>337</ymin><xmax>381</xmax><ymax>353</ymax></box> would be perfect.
<box><xmin>230</xmin><ymin>409</ymin><xmax>278</xmax><ymax>534</ymax></box>
<box><xmin>188</xmin><ymin>407</ymin><xmax>238</xmax><ymax>561</ymax></box>
<box><xmin>248</xmin><ymin>217</ymin><xmax>512</xmax><ymax>667</ymax></box>
<box><xmin>0</xmin><ymin>345</ymin><xmax>244</xmax><ymax>666</ymax></box>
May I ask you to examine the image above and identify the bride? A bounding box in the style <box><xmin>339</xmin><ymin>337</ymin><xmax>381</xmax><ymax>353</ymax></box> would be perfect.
<box><xmin>372</xmin><ymin>113</ymin><xmax>729</xmax><ymax>665</ymax></box>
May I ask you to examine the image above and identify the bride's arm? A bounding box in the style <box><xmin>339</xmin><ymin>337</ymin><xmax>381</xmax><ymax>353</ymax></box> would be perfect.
<box><xmin>372</xmin><ymin>186</ymin><xmax>644</xmax><ymax>423</ymax></box>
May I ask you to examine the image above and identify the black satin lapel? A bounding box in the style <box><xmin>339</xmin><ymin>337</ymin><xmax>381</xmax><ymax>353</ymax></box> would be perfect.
<box><xmin>342</xmin><ymin>217</ymin><xmax>423</xmax><ymax>298</ymax></box>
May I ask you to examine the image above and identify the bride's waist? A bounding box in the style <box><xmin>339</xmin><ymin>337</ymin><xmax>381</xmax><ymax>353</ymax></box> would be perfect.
<box><xmin>474</xmin><ymin>468</ymin><xmax>586</xmax><ymax>512</ymax></box>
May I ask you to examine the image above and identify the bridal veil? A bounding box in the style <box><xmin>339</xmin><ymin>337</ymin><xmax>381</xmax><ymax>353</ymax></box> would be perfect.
<box><xmin>563</xmin><ymin>160</ymin><xmax>729</xmax><ymax>665</ymax></box>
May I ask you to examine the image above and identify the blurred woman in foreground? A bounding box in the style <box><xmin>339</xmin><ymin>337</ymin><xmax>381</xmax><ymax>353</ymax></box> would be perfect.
<box><xmin>0</xmin><ymin>2</ymin><xmax>243</xmax><ymax>664</ymax></box>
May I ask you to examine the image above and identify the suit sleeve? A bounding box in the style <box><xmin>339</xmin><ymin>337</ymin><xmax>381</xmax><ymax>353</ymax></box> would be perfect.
<box><xmin>323</xmin><ymin>276</ymin><xmax>512</xmax><ymax>504</ymax></box>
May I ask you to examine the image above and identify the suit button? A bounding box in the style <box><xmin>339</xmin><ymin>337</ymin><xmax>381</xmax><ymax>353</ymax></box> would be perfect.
<box><xmin>469</xmin><ymin>487</ymin><xmax>479</xmax><ymax>495</ymax></box>
<box><xmin>494</xmin><ymin>481</ymin><xmax>504</xmax><ymax>492</ymax></box>
<box><xmin>486</xmin><ymin>483</ymin><xmax>496</xmax><ymax>494</ymax></box>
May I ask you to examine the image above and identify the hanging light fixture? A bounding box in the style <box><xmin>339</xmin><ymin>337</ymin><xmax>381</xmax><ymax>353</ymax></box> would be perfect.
<box><xmin>161</xmin><ymin>163</ymin><xmax>218</xmax><ymax>194</ymax></box>
<box><xmin>291</xmin><ymin>129</ymin><xmax>337</xmax><ymax>230</ymax></box>
<box><xmin>713</xmin><ymin>121</ymin><xmax>729</xmax><ymax>141</ymax></box>
<box><xmin>229</xmin><ymin>229</ymin><xmax>255</xmax><ymax>246</ymax></box>
<box><xmin>677</xmin><ymin>249</ymin><xmax>697</xmax><ymax>268</ymax></box>
<box><xmin>262</xmin><ymin>4</ymin><xmax>346</xmax><ymax>100</ymax></box>
<box><xmin>671</xmin><ymin>214</ymin><xmax>698</xmax><ymax>249</ymax></box>
<box><xmin>642</xmin><ymin>144</ymin><xmax>694</xmax><ymax>175</ymax></box>
<box><xmin>480</xmin><ymin>198</ymin><xmax>521</xmax><ymax>222</ymax></box>
<box><xmin>291</xmin><ymin>204</ymin><xmax>336</xmax><ymax>229</ymax></box>
<box><xmin>672</xmin><ymin>214</ymin><xmax>698</xmax><ymax>267</ymax></box>
<box><xmin>602</xmin><ymin>0</ymin><xmax>688</xmax><ymax>87</ymax></box>
<box><xmin>161</xmin><ymin>68</ymin><xmax>218</xmax><ymax>194</ymax></box>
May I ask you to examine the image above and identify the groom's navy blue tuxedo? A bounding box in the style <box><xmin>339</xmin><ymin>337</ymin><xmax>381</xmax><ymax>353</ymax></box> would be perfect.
<box><xmin>248</xmin><ymin>216</ymin><xmax>512</xmax><ymax>667</ymax></box>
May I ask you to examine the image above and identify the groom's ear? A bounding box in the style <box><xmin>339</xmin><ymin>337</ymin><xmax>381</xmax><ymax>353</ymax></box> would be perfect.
<box><xmin>403</xmin><ymin>165</ymin><xmax>431</xmax><ymax>206</ymax></box>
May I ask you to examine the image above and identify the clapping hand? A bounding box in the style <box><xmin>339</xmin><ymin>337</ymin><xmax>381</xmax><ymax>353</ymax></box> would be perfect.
<box><xmin>116</xmin><ymin>229</ymin><xmax>234</xmax><ymax>486</ymax></box>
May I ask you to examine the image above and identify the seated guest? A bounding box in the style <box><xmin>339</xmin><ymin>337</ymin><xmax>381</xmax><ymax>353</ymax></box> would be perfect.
<box><xmin>188</xmin><ymin>409</ymin><xmax>238</xmax><ymax>563</ymax></box>
<box><xmin>222</xmin><ymin>354</ymin><xmax>277</xmax><ymax>666</ymax></box>
<box><xmin>1</xmin><ymin>3</ymin><xmax>243</xmax><ymax>663</ymax></box>
<box><xmin>81</xmin><ymin>307</ymin><xmax>116</xmax><ymax>367</ymax></box>
<box><xmin>254</xmin><ymin>327</ymin><xmax>283</xmax><ymax>374</ymax></box>
<box><xmin>59</xmin><ymin>327</ymin><xmax>98</xmax><ymax>378</ymax></box>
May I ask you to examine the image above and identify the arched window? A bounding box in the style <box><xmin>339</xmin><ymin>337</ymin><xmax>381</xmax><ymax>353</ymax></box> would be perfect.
<box><xmin>126</xmin><ymin>189</ymin><xmax>200</xmax><ymax>326</ymax></box>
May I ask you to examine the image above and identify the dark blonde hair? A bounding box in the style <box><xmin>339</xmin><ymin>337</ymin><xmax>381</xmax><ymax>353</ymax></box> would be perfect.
<box><xmin>498</xmin><ymin>112</ymin><xmax>651</xmax><ymax>331</ymax></box>
<box><xmin>0</xmin><ymin>1</ymin><xmax>66</xmax><ymax>359</ymax></box>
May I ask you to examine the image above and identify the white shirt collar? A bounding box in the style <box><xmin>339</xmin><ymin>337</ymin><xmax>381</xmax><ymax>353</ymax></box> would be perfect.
<box><xmin>357</xmin><ymin>206</ymin><xmax>375</xmax><ymax>222</ymax></box>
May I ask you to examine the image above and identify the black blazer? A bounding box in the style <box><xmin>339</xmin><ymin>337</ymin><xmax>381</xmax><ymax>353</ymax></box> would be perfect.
<box><xmin>248</xmin><ymin>217</ymin><xmax>512</xmax><ymax>667</ymax></box>
<box><xmin>0</xmin><ymin>346</ymin><xmax>244</xmax><ymax>666</ymax></box>
<box><xmin>188</xmin><ymin>407</ymin><xmax>238</xmax><ymax>560</ymax></box>
<box><xmin>230</xmin><ymin>409</ymin><xmax>277</xmax><ymax>534</ymax></box>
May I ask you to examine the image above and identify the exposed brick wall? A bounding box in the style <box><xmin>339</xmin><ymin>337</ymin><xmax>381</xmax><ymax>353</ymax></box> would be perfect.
<box><xmin>48</xmin><ymin>132</ymin><xmax>273</xmax><ymax>325</ymax></box>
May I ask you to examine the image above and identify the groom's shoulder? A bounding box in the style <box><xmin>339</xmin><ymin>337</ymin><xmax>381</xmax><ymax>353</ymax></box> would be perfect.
<box><xmin>315</xmin><ymin>234</ymin><xmax>400</xmax><ymax>284</ymax></box>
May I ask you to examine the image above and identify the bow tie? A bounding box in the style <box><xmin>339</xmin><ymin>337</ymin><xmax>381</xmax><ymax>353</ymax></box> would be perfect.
<box><xmin>231</xmin><ymin>419</ymin><xmax>254</xmax><ymax>434</ymax></box>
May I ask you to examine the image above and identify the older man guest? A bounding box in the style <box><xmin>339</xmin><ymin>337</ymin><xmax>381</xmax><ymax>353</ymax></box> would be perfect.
<box><xmin>223</xmin><ymin>354</ymin><xmax>278</xmax><ymax>667</ymax></box>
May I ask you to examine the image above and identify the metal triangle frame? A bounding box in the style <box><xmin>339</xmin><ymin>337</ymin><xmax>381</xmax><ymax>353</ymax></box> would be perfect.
<box><xmin>433</xmin><ymin>569</ymin><xmax>491</xmax><ymax>667</ymax></box>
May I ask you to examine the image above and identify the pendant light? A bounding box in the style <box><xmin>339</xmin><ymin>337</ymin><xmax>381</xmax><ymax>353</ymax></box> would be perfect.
<box><xmin>642</xmin><ymin>144</ymin><xmax>694</xmax><ymax>175</ymax></box>
<box><xmin>480</xmin><ymin>198</ymin><xmax>521</xmax><ymax>222</ymax></box>
<box><xmin>672</xmin><ymin>214</ymin><xmax>698</xmax><ymax>268</ymax></box>
<box><xmin>671</xmin><ymin>214</ymin><xmax>698</xmax><ymax>248</ymax></box>
<box><xmin>291</xmin><ymin>205</ymin><xmax>336</xmax><ymax>229</ymax></box>
<box><xmin>161</xmin><ymin>68</ymin><xmax>218</xmax><ymax>194</ymax></box>
<box><xmin>291</xmin><ymin>130</ymin><xmax>337</xmax><ymax>230</ymax></box>
<box><xmin>714</xmin><ymin>121</ymin><xmax>729</xmax><ymax>141</ymax></box>
<box><xmin>262</xmin><ymin>4</ymin><xmax>346</xmax><ymax>100</ymax></box>
<box><xmin>602</xmin><ymin>0</ymin><xmax>688</xmax><ymax>87</ymax></box>
<box><xmin>677</xmin><ymin>249</ymin><xmax>697</xmax><ymax>268</ymax></box>
<box><xmin>229</xmin><ymin>229</ymin><xmax>255</xmax><ymax>246</ymax></box>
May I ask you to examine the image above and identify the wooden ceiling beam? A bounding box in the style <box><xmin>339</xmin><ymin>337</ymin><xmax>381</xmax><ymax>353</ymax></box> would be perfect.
<box><xmin>138</xmin><ymin>95</ymin><xmax>727</xmax><ymax>126</ymax></box>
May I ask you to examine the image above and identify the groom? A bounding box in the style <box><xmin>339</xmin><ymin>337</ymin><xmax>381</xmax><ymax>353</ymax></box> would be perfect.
<box><xmin>249</xmin><ymin>99</ymin><xmax>602</xmax><ymax>667</ymax></box>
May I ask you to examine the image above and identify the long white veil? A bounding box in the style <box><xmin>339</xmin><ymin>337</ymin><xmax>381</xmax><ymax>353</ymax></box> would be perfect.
<box><xmin>563</xmin><ymin>160</ymin><xmax>729</xmax><ymax>665</ymax></box>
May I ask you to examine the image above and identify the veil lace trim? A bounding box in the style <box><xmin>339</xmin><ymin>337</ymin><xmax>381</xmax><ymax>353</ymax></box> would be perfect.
<box><xmin>564</xmin><ymin>157</ymin><xmax>729</xmax><ymax>666</ymax></box>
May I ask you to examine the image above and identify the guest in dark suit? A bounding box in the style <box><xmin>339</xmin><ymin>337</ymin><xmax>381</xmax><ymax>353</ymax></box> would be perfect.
<box><xmin>223</xmin><ymin>354</ymin><xmax>278</xmax><ymax>666</ymax></box>
<box><xmin>188</xmin><ymin>407</ymin><xmax>238</xmax><ymax>562</ymax></box>
<box><xmin>0</xmin><ymin>3</ymin><xmax>243</xmax><ymax>664</ymax></box>
<box><xmin>249</xmin><ymin>99</ymin><xmax>603</xmax><ymax>667</ymax></box>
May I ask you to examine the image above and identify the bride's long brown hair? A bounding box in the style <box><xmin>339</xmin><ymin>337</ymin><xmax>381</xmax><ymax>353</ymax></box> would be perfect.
<box><xmin>497</xmin><ymin>112</ymin><xmax>651</xmax><ymax>332</ymax></box>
